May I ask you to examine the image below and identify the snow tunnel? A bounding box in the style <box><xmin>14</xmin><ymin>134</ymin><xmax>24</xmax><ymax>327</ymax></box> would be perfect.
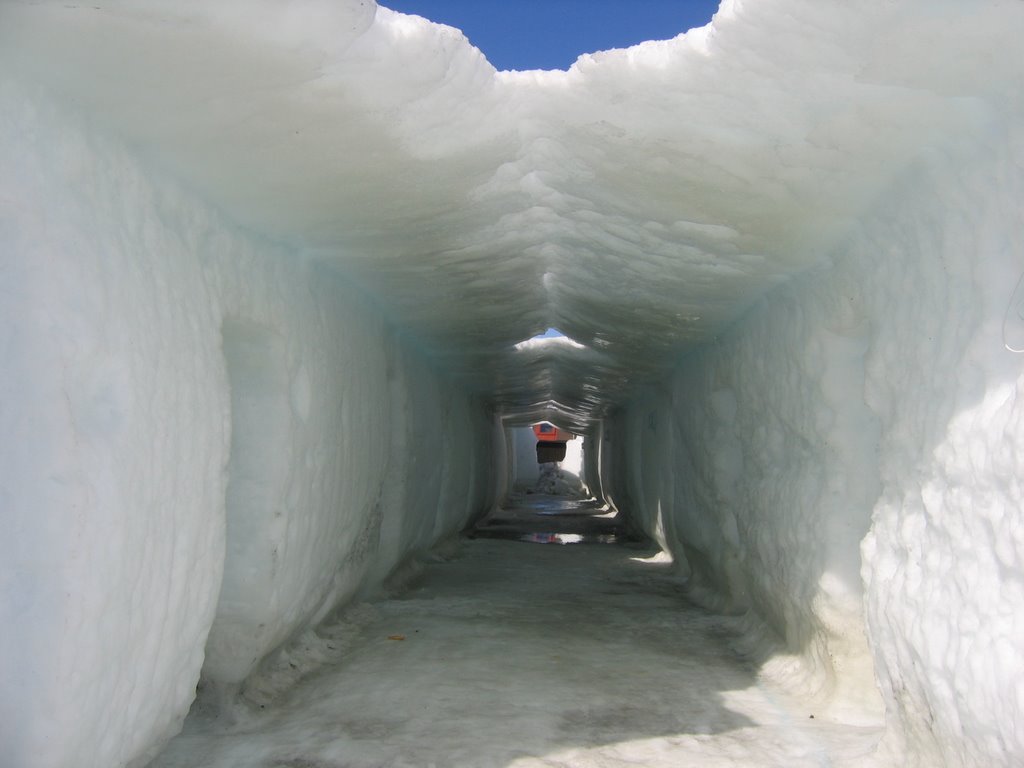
<box><xmin>1</xmin><ymin>1</ymin><xmax>1023</xmax><ymax>767</ymax></box>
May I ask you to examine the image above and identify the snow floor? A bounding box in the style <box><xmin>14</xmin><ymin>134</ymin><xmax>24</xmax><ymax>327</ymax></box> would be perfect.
<box><xmin>150</xmin><ymin>497</ymin><xmax>882</xmax><ymax>768</ymax></box>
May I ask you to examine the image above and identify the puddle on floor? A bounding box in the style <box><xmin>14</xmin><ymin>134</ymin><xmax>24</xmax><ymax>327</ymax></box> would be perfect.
<box><xmin>468</xmin><ymin>530</ymin><xmax>620</xmax><ymax>545</ymax></box>
<box><xmin>468</xmin><ymin>494</ymin><xmax>628</xmax><ymax>546</ymax></box>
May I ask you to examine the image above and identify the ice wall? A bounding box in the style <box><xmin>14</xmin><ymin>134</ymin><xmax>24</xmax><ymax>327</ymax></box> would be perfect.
<box><xmin>606</xmin><ymin>124</ymin><xmax>1024</xmax><ymax>764</ymax></box>
<box><xmin>4</xmin><ymin>2</ymin><xmax>1024</xmax><ymax>766</ymax></box>
<box><xmin>510</xmin><ymin>426</ymin><xmax>541</xmax><ymax>489</ymax></box>
<box><xmin>0</xmin><ymin>83</ymin><xmax>493</xmax><ymax>768</ymax></box>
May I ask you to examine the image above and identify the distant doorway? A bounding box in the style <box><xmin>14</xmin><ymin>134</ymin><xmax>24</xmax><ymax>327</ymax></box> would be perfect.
<box><xmin>533</xmin><ymin>421</ymin><xmax>573</xmax><ymax>464</ymax></box>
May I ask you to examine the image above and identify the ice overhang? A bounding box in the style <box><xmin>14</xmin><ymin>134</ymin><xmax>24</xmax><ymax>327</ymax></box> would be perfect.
<box><xmin>2</xmin><ymin>0</ymin><xmax>1021</xmax><ymax>429</ymax></box>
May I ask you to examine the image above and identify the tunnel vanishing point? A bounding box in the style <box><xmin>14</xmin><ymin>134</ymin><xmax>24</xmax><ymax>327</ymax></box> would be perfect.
<box><xmin>2</xmin><ymin>1</ymin><xmax>1023</xmax><ymax>766</ymax></box>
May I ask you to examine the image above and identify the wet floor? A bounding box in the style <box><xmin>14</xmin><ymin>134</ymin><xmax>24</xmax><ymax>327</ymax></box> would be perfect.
<box><xmin>151</xmin><ymin>496</ymin><xmax>881</xmax><ymax>768</ymax></box>
<box><xmin>467</xmin><ymin>493</ymin><xmax>628</xmax><ymax>545</ymax></box>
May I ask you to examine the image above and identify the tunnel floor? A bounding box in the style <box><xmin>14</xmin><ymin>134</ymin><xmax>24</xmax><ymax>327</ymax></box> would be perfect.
<box><xmin>152</xmin><ymin>497</ymin><xmax>882</xmax><ymax>768</ymax></box>
<box><xmin>467</xmin><ymin>492</ymin><xmax>626</xmax><ymax>544</ymax></box>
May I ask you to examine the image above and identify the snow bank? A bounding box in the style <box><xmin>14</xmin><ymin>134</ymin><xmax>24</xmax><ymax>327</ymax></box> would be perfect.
<box><xmin>606</xmin><ymin>123</ymin><xmax>1024</xmax><ymax>764</ymax></box>
<box><xmin>530</xmin><ymin>465</ymin><xmax>586</xmax><ymax>498</ymax></box>
<box><xmin>0</xmin><ymin>82</ymin><xmax>493</xmax><ymax>768</ymax></box>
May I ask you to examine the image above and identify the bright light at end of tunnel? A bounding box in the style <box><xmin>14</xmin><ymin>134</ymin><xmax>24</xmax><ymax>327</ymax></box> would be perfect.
<box><xmin>514</xmin><ymin>328</ymin><xmax>586</xmax><ymax>352</ymax></box>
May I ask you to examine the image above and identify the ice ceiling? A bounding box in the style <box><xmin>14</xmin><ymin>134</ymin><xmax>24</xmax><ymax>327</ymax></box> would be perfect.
<box><xmin>2</xmin><ymin>0</ymin><xmax>1020</xmax><ymax>431</ymax></box>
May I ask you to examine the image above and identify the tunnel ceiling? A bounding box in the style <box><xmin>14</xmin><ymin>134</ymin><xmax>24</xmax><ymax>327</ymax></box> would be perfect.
<box><xmin>3</xmin><ymin>0</ymin><xmax>1020</xmax><ymax>432</ymax></box>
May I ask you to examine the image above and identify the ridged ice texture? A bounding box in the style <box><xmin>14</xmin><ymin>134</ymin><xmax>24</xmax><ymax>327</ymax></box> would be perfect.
<box><xmin>606</xmin><ymin>122</ymin><xmax>1024</xmax><ymax>765</ymax></box>
<box><xmin>3</xmin><ymin>0</ymin><xmax>1022</xmax><ymax>430</ymax></box>
<box><xmin>0</xmin><ymin>83</ymin><xmax>493</xmax><ymax>768</ymax></box>
<box><xmin>855</xmin><ymin>138</ymin><xmax>1024</xmax><ymax>768</ymax></box>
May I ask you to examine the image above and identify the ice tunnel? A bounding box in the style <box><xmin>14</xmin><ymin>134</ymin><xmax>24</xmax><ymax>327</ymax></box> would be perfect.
<box><xmin>1</xmin><ymin>1</ymin><xmax>1023</xmax><ymax>766</ymax></box>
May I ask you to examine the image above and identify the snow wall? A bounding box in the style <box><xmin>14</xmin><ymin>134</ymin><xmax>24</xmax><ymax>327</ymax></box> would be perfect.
<box><xmin>510</xmin><ymin>426</ymin><xmax>541</xmax><ymax>488</ymax></box>
<box><xmin>0</xmin><ymin>83</ymin><xmax>494</xmax><ymax>768</ymax></box>
<box><xmin>603</xmin><ymin>123</ymin><xmax>1024</xmax><ymax>766</ymax></box>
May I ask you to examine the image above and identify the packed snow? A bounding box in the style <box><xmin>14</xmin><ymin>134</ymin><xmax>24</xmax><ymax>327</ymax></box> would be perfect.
<box><xmin>603</xmin><ymin>134</ymin><xmax>1024</xmax><ymax>765</ymax></box>
<box><xmin>151</xmin><ymin>517</ymin><xmax>882</xmax><ymax>768</ymax></box>
<box><xmin>2</xmin><ymin>0</ymin><xmax>1024</xmax><ymax>767</ymax></box>
<box><xmin>0</xmin><ymin>79</ymin><xmax>493</xmax><ymax>767</ymax></box>
<box><xmin>4</xmin><ymin>0</ymin><xmax>1021</xmax><ymax>430</ymax></box>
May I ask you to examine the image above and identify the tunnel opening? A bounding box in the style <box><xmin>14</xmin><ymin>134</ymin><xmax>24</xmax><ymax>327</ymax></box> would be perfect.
<box><xmin>505</xmin><ymin>420</ymin><xmax>589</xmax><ymax>498</ymax></box>
<box><xmin>470</xmin><ymin>419</ymin><xmax>625</xmax><ymax>546</ymax></box>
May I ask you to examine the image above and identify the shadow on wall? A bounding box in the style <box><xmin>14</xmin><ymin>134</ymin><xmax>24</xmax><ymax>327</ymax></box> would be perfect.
<box><xmin>598</xmin><ymin>143</ymin><xmax>1024</xmax><ymax>763</ymax></box>
<box><xmin>603</xmin><ymin>288</ymin><xmax>887</xmax><ymax>719</ymax></box>
<box><xmin>203</xmin><ymin>319</ymin><xmax>291</xmax><ymax>686</ymax></box>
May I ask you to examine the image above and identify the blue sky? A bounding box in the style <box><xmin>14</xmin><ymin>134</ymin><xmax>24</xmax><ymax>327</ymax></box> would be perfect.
<box><xmin>381</xmin><ymin>0</ymin><xmax>722</xmax><ymax>71</ymax></box>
